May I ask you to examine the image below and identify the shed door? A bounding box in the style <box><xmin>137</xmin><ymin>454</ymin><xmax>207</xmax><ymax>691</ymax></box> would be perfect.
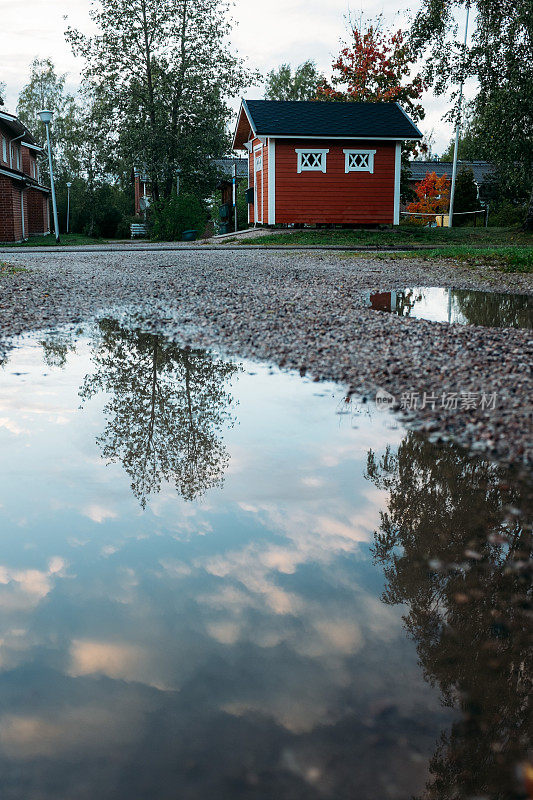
<box><xmin>254</xmin><ymin>148</ymin><xmax>263</xmax><ymax>223</ymax></box>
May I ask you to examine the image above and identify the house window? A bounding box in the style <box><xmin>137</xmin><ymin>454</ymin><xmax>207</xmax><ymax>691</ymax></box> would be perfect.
<box><xmin>1</xmin><ymin>137</ymin><xmax>6</xmax><ymax>163</ymax></box>
<box><xmin>296</xmin><ymin>149</ymin><xmax>329</xmax><ymax>174</ymax></box>
<box><xmin>254</xmin><ymin>152</ymin><xmax>262</xmax><ymax>171</ymax></box>
<box><xmin>344</xmin><ymin>149</ymin><xmax>376</xmax><ymax>174</ymax></box>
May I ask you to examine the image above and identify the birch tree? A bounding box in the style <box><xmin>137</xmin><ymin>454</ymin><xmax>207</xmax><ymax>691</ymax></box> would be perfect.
<box><xmin>66</xmin><ymin>0</ymin><xmax>251</xmax><ymax>200</ymax></box>
<box><xmin>80</xmin><ymin>319</ymin><xmax>239</xmax><ymax>508</ymax></box>
<box><xmin>410</xmin><ymin>0</ymin><xmax>533</xmax><ymax>228</ymax></box>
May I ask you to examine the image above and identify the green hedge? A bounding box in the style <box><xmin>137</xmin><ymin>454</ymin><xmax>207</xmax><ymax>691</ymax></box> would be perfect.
<box><xmin>149</xmin><ymin>194</ymin><xmax>207</xmax><ymax>241</ymax></box>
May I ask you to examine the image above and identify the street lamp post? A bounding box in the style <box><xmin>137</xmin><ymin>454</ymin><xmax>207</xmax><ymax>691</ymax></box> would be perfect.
<box><xmin>66</xmin><ymin>182</ymin><xmax>72</xmax><ymax>234</ymax></box>
<box><xmin>37</xmin><ymin>110</ymin><xmax>60</xmax><ymax>244</ymax></box>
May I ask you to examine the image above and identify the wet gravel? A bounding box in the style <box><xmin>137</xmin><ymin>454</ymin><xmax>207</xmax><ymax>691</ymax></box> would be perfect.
<box><xmin>0</xmin><ymin>248</ymin><xmax>531</xmax><ymax>468</ymax></box>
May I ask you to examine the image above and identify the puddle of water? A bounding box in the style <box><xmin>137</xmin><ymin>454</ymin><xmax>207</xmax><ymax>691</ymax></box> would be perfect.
<box><xmin>0</xmin><ymin>320</ymin><xmax>531</xmax><ymax>800</ymax></box>
<box><xmin>366</xmin><ymin>287</ymin><xmax>533</xmax><ymax>328</ymax></box>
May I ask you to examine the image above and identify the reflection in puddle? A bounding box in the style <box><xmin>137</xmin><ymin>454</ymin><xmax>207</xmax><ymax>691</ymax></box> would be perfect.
<box><xmin>366</xmin><ymin>434</ymin><xmax>532</xmax><ymax>800</ymax></box>
<box><xmin>366</xmin><ymin>287</ymin><xmax>533</xmax><ymax>328</ymax></box>
<box><xmin>0</xmin><ymin>321</ymin><xmax>530</xmax><ymax>800</ymax></box>
<box><xmin>79</xmin><ymin>319</ymin><xmax>239</xmax><ymax>507</ymax></box>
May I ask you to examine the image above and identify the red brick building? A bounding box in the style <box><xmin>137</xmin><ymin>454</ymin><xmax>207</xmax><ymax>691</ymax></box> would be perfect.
<box><xmin>233</xmin><ymin>100</ymin><xmax>422</xmax><ymax>226</ymax></box>
<box><xmin>0</xmin><ymin>111</ymin><xmax>50</xmax><ymax>242</ymax></box>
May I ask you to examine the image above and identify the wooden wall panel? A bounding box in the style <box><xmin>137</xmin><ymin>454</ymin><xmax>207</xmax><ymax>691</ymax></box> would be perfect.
<box><xmin>274</xmin><ymin>139</ymin><xmax>396</xmax><ymax>224</ymax></box>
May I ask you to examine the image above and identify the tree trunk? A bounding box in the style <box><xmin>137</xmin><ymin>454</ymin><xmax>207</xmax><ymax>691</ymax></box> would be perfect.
<box><xmin>523</xmin><ymin>184</ymin><xmax>533</xmax><ymax>231</ymax></box>
<box><xmin>164</xmin><ymin>0</ymin><xmax>189</xmax><ymax>198</ymax></box>
<box><xmin>141</xmin><ymin>0</ymin><xmax>160</xmax><ymax>201</ymax></box>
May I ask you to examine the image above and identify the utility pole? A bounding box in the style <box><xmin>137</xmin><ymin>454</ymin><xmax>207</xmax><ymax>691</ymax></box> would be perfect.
<box><xmin>449</xmin><ymin>3</ymin><xmax>470</xmax><ymax>228</ymax></box>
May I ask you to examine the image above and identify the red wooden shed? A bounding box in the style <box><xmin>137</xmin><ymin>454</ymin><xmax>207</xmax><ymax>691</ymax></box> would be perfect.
<box><xmin>232</xmin><ymin>100</ymin><xmax>422</xmax><ymax>226</ymax></box>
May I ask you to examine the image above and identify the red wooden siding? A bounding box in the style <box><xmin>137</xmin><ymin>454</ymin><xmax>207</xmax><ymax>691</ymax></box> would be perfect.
<box><xmin>274</xmin><ymin>139</ymin><xmax>396</xmax><ymax>224</ymax></box>
<box><xmin>248</xmin><ymin>137</ymin><xmax>268</xmax><ymax>225</ymax></box>
<box><xmin>262</xmin><ymin>143</ymin><xmax>269</xmax><ymax>223</ymax></box>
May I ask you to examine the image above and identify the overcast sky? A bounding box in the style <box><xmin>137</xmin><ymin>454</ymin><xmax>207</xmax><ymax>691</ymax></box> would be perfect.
<box><xmin>0</xmin><ymin>0</ymin><xmax>473</xmax><ymax>154</ymax></box>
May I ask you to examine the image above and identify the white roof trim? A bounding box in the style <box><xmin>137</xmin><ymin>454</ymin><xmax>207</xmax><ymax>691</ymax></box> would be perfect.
<box><xmin>395</xmin><ymin>102</ymin><xmax>423</xmax><ymax>138</ymax></box>
<box><xmin>0</xmin><ymin>166</ymin><xmax>48</xmax><ymax>191</ymax></box>
<box><xmin>21</xmin><ymin>141</ymin><xmax>43</xmax><ymax>153</ymax></box>
<box><xmin>232</xmin><ymin>100</ymin><xmax>257</xmax><ymax>150</ymax></box>
<box><xmin>0</xmin><ymin>166</ymin><xmax>25</xmax><ymax>182</ymax></box>
<box><xmin>257</xmin><ymin>134</ymin><xmax>421</xmax><ymax>141</ymax></box>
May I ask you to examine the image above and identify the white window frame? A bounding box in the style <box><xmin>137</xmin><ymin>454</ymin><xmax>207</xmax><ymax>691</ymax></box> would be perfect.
<box><xmin>343</xmin><ymin>149</ymin><xmax>376</xmax><ymax>174</ymax></box>
<box><xmin>1</xmin><ymin>137</ymin><xmax>6</xmax><ymax>163</ymax></box>
<box><xmin>296</xmin><ymin>149</ymin><xmax>329</xmax><ymax>174</ymax></box>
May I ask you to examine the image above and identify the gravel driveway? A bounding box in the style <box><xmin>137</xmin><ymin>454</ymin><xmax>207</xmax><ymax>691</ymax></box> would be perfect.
<box><xmin>1</xmin><ymin>247</ymin><xmax>531</xmax><ymax>468</ymax></box>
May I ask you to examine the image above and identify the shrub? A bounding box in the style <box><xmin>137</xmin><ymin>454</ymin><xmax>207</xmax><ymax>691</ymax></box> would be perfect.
<box><xmin>116</xmin><ymin>215</ymin><xmax>146</xmax><ymax>239</ymax></box>
<box><xmin>236</xmin><ymin>183</ymin><xmax>249</xmax><ymax>230</ymax></box>
<box><xmin>487</xmin><ymin>200</ymin><xmax>527</xmax><ymax>228</ymax></box>
<box><xmin>55</xmin><ymin>179</ymin><xmax>130</xmax><ymax>239</ymax></box>
<box><xmin>149</xmin><ymin>194</ymin><xmax>207</xmax><ymax>241</ymax></box>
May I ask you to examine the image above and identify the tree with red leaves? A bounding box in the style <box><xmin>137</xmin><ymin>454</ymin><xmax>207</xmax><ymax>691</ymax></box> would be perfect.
<box><xmin>317</xmin><ymin>15</ymin><xmax>426</xmax><ymax>124</ymax></box>
<box><xmin>407</xmin><ymin>171</ymin><xmax>451</xmax><ymax>220</ymax></box>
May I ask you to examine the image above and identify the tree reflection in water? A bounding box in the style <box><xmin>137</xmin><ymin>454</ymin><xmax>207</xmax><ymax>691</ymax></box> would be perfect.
<box><xmin>40</xmin><ymin>331</ymin><xmax>77</xmax><ymax>368</ymax></box>
<box><xmin>395</xmin><ymin>289</ymin><xmax>423</xmax><ymax>317</ymax></box>
<box><xmin>453</xmin><ymin>289</ymin><xmax>532</xmax><ymax>329</ymax></box>
<box><xmin>365</xmin><ymin>432</ymin><xmax>532</xmax><ymax>800</ymax></box>
<box><xmin>80</xmin><ymin>319</ymin><xmax>239</xmax><ymax>507</ymax></box>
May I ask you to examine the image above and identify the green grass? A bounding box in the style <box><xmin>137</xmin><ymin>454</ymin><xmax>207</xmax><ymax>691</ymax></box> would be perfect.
<box><xmin>239</xmin><ymin>225</ymin><xmax>533</xmax><ymax>248</ymax></box>
<box><xmin>0</xmin><ymin>233</ymin><xmax>105</xmax><ymax>247</ymax></box>
<box><xmin>342</xmin><ymin>245</ymin><xmax>533</xmax><ymax>274</ymax></box>
<box><xmin>0</xmin><ymin>260</ymin><xmax>28</xmax><ymax>276</ymax></box>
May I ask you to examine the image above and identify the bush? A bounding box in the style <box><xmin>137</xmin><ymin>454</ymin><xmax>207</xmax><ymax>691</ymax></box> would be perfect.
<box><xmin>149</xmin><ymin>194</ymin><xmax>207</xmax><ymax>241</ymax></box>
<box><xmin>55</xmin><ymin>179</ymin><xmax>133</xmax><ymax>239</ymax></box>
<box><xmin>115</xmin><ymin>215</ymin><xmax>146</xmax><ymax>239</ymax></box>
<box><xmin>236</xmin><ymin>183</ymin><xmax>249</xmax><ymax>230</ymax></box>
<box><xmin>487</xmin><ymin>200</ymin><xmax>527</xmax><ymax>228</ymax></box>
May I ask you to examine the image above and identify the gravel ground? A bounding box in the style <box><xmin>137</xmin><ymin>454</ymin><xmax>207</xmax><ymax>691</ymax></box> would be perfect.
<box><xmin>0</xmin><ymin>248</ymin><xmax>532</xmax><ymax>468</ymax></box>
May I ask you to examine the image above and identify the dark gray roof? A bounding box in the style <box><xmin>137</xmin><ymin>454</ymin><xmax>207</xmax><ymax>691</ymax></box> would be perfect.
<box><xmin>213</xmin><ymin>157</ymin><xmax>248</xmax><ymax>179</ymax></box>
<box><xmin>0</xmin><ymin>111</ymin><xmax>40</xmax><ymax>147</ymax></box>
<box><xmin>243</xmin><ymin>100</ymin><xmax>422</xmax><ymax>139</ymax></box>
<box><xmin>408</xmin><ymin>160</ymin><xmax>495</xmax><ymax>184</ymax></box>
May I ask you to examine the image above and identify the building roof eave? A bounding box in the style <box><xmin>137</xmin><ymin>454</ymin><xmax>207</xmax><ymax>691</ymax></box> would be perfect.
<box><xmin>232</xmin><ymin>100</ymin><xmax>257</xmax><ymax>150</ymax></box>
<box><xmin>0</xmin><ymin>166</ymin><xmax>49</xmax><ymax>191</ymax></box>
<box><xmin>0</xmin><ymin>111</ymin><xmax>40</xmax><ymax>147</ymax></box>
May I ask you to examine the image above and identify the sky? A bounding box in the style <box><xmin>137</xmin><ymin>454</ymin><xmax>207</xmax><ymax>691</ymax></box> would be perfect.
<box><xmin>0</xmin><ymin>0</ymin><xmax>473</xmax><ymax>154</ymax></box>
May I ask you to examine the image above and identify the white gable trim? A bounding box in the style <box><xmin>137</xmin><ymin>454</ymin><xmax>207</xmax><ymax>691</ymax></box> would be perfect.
<box><xmin>232</xmin><ymin>100</ymin><xmax>257</xmax><ymax>150</ymax></box>
<box><xmin>395</xmin><ymin>103</ymin><xmax>424</xmax><ymax>138</ymax></box>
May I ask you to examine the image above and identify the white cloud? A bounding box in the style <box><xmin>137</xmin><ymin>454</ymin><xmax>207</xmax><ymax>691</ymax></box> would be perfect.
<box><xmin>82</xmin><ymin>504</ymin><xmax>118</xmax><ymax>524</ymax></box>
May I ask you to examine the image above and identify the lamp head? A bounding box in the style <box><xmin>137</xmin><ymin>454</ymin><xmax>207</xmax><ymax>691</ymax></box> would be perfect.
<box><xmin>66</xmin><ymin>182</ymin><xmax>72</xmax><ymax>188</ymax></box>
<box><xmin>37</xmin><ymin>109</ymin><xmax>54</xmax><ymax>124</ymax></box>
